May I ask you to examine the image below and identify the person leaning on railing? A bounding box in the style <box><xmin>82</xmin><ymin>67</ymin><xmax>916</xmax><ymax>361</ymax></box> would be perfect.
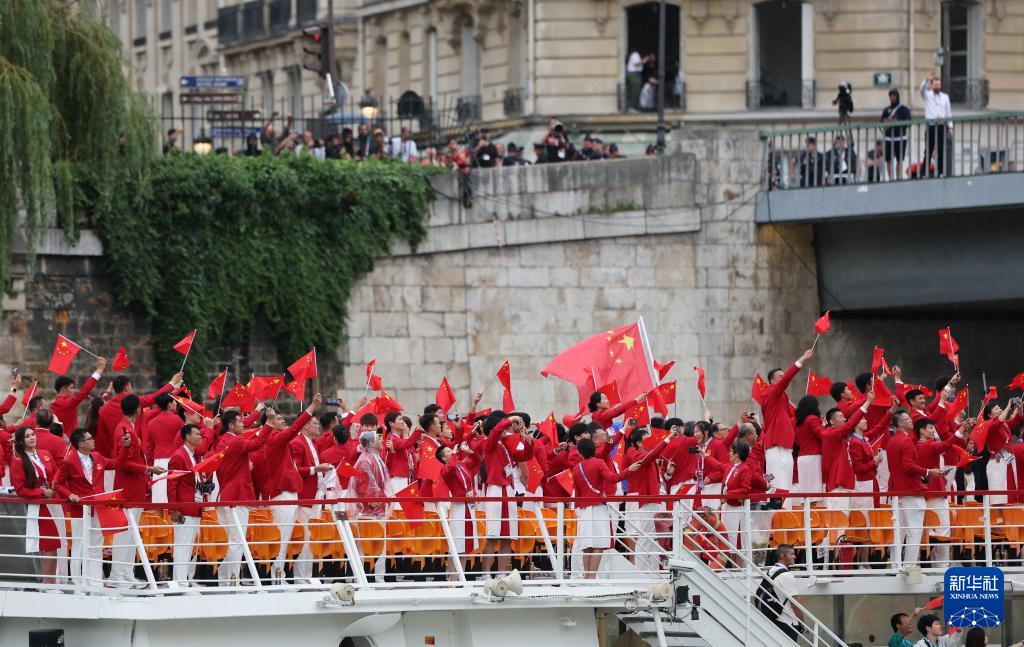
<box><xmin>11</xmin><ymin>427</ymin><xmax>66</xmax><ymax>584</ymax></box>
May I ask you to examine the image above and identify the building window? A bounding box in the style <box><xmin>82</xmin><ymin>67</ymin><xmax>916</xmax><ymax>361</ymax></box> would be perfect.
<box><xmin>161</xmin><ymin>0</ymin><xmax>173</xmax><ymax>33</ymax></box>
<box><xmin>242</xmin><ymin>0</ymin><xmax>266</xmax><ymax>41</ymax></box>
<box><xmin>218</xmin><ymin>5</ymin><xmax>240</xmax><ymax>45</ymax></box>
<box><xmin>623</xmin><ymin>3</ymin><xmax>682</xmax><ymax>111</ymax></box>
<box><xmin>459</xmin><ymin>22</ymin><xmax>481</xmax><ymax>100</ymax></box>
<box><xmin>943</xmin><ymin>0</ymin><xmax>986</xmax><ymax>108</ymax></box>
<box><xmin>297</xmin><ymin>0</ymin><xmax>317</xmax><ymax>25</ymax></box>
<box><xmin>749</xmin><ymin>0</ymin><xmax>810</xmax><ymax>109</ymax></box>
<box><xmin>134</xmin><ymin>0</ymin><xmax>147</xmax><ymax>41</ymax></box>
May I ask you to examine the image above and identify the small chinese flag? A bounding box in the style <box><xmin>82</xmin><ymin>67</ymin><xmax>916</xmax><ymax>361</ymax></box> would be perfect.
<box><xmin>983</xmin><ymin>385</ymin><xmax>998</xmax><ymax>405</ymax></box>
<box><xmin>880</xmin><ymin>356</ymin><xmax>893</xmax><ymax>377</ymax></box>
<box><xmin>396</xmin><ymin>482</ymin><xmax>425</xmax><ymax>525</ymax></box>
<box><xmin>502</xmin><ymin>388</ymin><xmax>516</xmax><ymax>412</ymax></box>
<box><xmin>192</xmin><ymin>451</ymin><xmax>226</xmax><ymax>474</ymax></box>
<box><xmin>171</xmin><ymin>394</ymin><xmax>204</xmax><ymax>417</ymax></box>
<box><xmin>525</xmin><ymin>457</ymin><xmax>544</xmax><ymax>492</ymax></box>
<box><xmin>950</xmin><ymin>444</ymin><xmax>974</xmax><ymax>469</ymax></box>
<box><xmin>627</xmin><ymin>402</ymin><xmax>650</xmax><ymax>426</ymax></box>
<box><xmin>693</xmin><ymin>365</ymin><xmax>706</xmax><ymax>400</ymax></box>
<box><xmin>538</xmin><ymin>412</ymin><xmax>558</xmax><ymax>446</ymax></box>
<box><xmin>417</xmin><ymin>443</ymin><xmax>444</xmax><ymax>481</ymax></box>
<box><xmin>1007</xmin><ymin>371</ymin><xmax>1024</xmax><ymax>392</ymax></box>
<box><xmin>250</xmin><ymin>374</ymin><xmax>284</xmax><ymax>400</ymax></box>
<box><xmin>805</xmin><ymin>369</ymin><xmax>833</xmax><ymax>397</ymax></box>
<box><xmin>648</xmin><ymin>384</ymin><xmax>668</xmax><ymax>417</ymax></box>
<box><xmin>150</xmin><ymin>470</ymin><xmax>189</xmax><ymax>485</ymax></box>
<box><xmin>656</xmin><ymin>380</ymin><xmax>678</xmax><ymax>405</ymax></box>
<box><xmin>282</xmin><ymin>378</ymin><xmax>306</xmax><ymax>403</ymax></box>
<box><xmin>642</xmin><ymin>425</ymin><xmax>669</xmax><ymax>449</ymax></box>
<box><xmin>366</xmin><ymin>359</ymin><xmax>376</xmax><ymax>381</ymax></box>
<box><xmin>938</xmin><ymin>327</ymin><xmax>959</xmax><ymax>362</ymax></box>
<box><xmin>814</xmin><ymin>311</ymin><xmax>831</xmax><ymax>335</ymax></box>
<box><xmin>751</xmin><ymin>374</ymin><xmax>768</xmax><ymax>404</ymax></box>
<box><xmin>436</xmin><ymin>377</ymin><xmax>456</xmax><ymax>414</ymax></box>
<box><xmin>925</xmin><ymin>596</ymin><xmax>943</xmax><ymax>610</ymax></box>
<box><xmin>221</xmin><ymin>382</ymin><xmax>256</xmax><ymax>412</ymax></box>
<box><xmin>287</xmin><ymin>349</ymin><xmax>317</xmax><ymax>381</ymax></box>
<box><xmin>173</xmin><ymin>330</ymin><xmax>196</xmax><ymax>355</ymax></box>
<box><xmin>496</xmin><ymin>360</ymin><xmax>512</xmax><ymax>391</ymax></box>
<box><xmin>374</xmin><ymin>391</ymin><xmax>404</xmax><ymax>414</ymax></box>
<box><xmin>654</xmin><ymin>360</ymin><xmax>676</xmax><ymax>380</ymax></box>
<box><xmin>368</xmin><ymin>374</ymin><xmax>383</xmax><ymax>391</ymax></box>
<box><xmin>949</xmin><ymin>386</ymin><xmax>969</xmax><ymax>419</ymax></box>
<box><xmin>599</xmin><ymin>381</ymin><xmax>621</xmax><ymax>406</ymax></box>
<box><xmin>873</xmin><ymin>376</ymin><xmax>894</xmax><ymax>408</ymax></box>
<box><xmin>337</xmin><ymin>461</ymin><xmax>360</xmax><ymax>478</ymax></box>
<box><xmin>207</xmin><ymin>368</ymin><xmax>228</xmax><ymax>401</ymax></box>
<box><xmin>551</xmin><ymin>469</ymin><xmax>575</xmax><ymax>496</ymax></box>
<box><xmin>48</xmin><ymin>335</ymin><xmax>82</xmax><ymax>375</ymax></box>
<box><xmin>871</xmin><ymin>347</ymin><xmax>885</xmax><ymax>375</ymax></box>
<box><xmin>112</xmin><ymin>347</ymin><xmax>130</xmax><ymax>371</ymax></box>
<box><xmin>21</xmin><ymin>381</ymin><xmax>38</xmax><ymax>407</ymax></box>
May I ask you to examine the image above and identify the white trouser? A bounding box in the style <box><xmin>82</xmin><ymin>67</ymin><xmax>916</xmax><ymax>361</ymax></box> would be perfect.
<box><xmin>293</xmin><ymin>506</ymin><xmax>316</xmax><ymax>581</ymax></box>
<box><xmin>172</xmin><ymin>516</ymin><xmax>201</xmax><ymax>584</ymax></box>
<box><xmin>271</xmin><ymin>492</ymin><xmax>299</xmax><ymax>578</ymax></box>
<box><xmin>986</xmin><ymin>456</ymin><xmax>1013</xmax><ymax>505</ymax></box>
<box><xmin>70</xmin><ymin>513</ymin><xmax>104</xmax><ymax>587</ymax></box>
<box><xmin>624</xmin><ymin>500</ymin><xmax>663</xmax><ymax>572</ymax></box>
<box><xmin>765</xmin><ymin>446</ymin><xmax>793</xmax><ymax>493</ymax></box>
<box><xmin>795</xmin><ymin>454</ymin><xmax>823</xmax><ymax>505</ymax></box>
<box><xmin>217</xmin><ymin>506</ymin><xmax>251</xmax><ymax>585</ymax></box>
<box><xmin>875</xmin><ymin>450</ymin><xmax>890</xmax><ymax>498</ymax></box>
<box><xmin>897</xmin><ymin>496</ymin><xmax>926</xmax><ymax>566</ymax></box>
<box><xmin>151</xmin><ymin>458</ymin><xmax>171</xmax><ymax>503</ymax></box>
<box><xmin>721</xmin><ymin>503</ymin><xmax>750</xmax><ymax>550</ymax></box>
<box><xmin>2</xmin><ymin>464</ymin><xmax>9</xmax><ymax>487</ymax></box>
<box><xmin>851</xmin><ymin>479</ymin><xmax>875</xmax><ymax>510</ymax></box>
<box><xmin>104</xmin><ymin>471</ymin><xmax>115</xmax><ymax>493</ymax></box>
<box><xmin>109</xmin><ymin>508</ymin><xmax>142</xmax><ymax>582</ymax></box>
<box><xmin>924</xmin><ymin>496</ymin><xmax>951</xmax><ymax>568</ymax></box>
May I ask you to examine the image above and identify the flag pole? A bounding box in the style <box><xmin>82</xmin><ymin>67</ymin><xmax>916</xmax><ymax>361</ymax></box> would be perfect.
<box><xmin>59</xmin><ymin>335</ymin><xmax>99</xmax><ymax>359</ymax></box>
<box><xmin>363</xmin><ymin>364</ymin><xmax>375</xmax><ymax>398</ymax></box>
<box><xmin>636</xmin><ymin>316</ymin><xmax>660</xmax><ymax>389</ymax></box>
<box><xmin>178</xmin><ymin>329</ymin><xmax>196</xmax><ymax>373</ymax></box>
<box><xmin>20</xmin><ymin>381</ymin><xmax>38</xmax><ymax>418</ymax></box>
<box><xmin>811</xmin><ymin>333</ymin><xmax>820</xmax><ymax>350</ymax></box>
<box><xmin>214</xmin><ymin>366</ymin><xmax>229</xmax><ymax>416</ymax></box>
<box><xmin>313</xmin><ymin>346</ymin><xmax>319</xmax><ymax>397</ymax></box>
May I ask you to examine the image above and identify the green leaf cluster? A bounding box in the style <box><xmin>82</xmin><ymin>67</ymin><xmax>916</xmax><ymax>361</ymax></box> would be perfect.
<box><xmin>99</xmin><ymin>154</ymin><xmax>435</xmax><ymax>387</ymax></box>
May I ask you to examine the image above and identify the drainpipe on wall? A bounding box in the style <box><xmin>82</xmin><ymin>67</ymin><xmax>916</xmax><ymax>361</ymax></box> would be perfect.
<box><xmin>528</xmin><ymin>0</ymin><xmax>536</xmax><ymax>116</ymax></box>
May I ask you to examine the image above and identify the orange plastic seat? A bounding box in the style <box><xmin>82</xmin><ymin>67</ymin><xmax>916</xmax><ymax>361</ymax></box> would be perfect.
<box><xmin>138</xmin><ymin>510</ymin><xmax>172</xmax><ymax>561</ymax></box>
<box><xmin>351</xmin><ymin>519</ymin><xmax>386</xmax><ymax>560</ymax></box>
<box><xmin>844</xmin><ymin>510</ymin><xmax>870</xmax><ymax>544</ymax></box>
<box><xmin>198</xmin><ymin>509</ymin><xmax>228</xmax><ymax>564</ymax></box>
<box><xmin>1001</xmin><ymin>506</ymin><xmax>1024</xmax><ymax>545</ymax></box>
<box><xmin>513</xmin><ymin>516</ymin><xmax>539</xmax><ymax>554</ymax></box>
<box><xmin>769</xmin><ymin>510</ymin><xmax>802</xmax><ymax>548</ymax></box>
<box><xmin>867</xmin><ymin>504</ymin><xmax>894</xmax><ymax>549</ymax></box>
<box><xmin>309</xmin><ymin>509</ymin><xmax>344</xmax><ymax>560</ymax></box>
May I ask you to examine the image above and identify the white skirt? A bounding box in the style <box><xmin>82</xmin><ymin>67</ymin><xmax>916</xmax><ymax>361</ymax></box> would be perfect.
<box><xmin>796</xmin><ymin>454</ymin><xmax>823</xmax><ymax>503</ymax></box>
<box><xmin>150</xmin><ymin>457</ymin><xmax>171</xmax><ymax>504</ymax></box>
<box><xmin>575</xmin><ymin>504</ymin><xmax>614</xmax><ymax>551</ymax></box>
<box><xmin>449</xmin><ymin>501</ymin><xmax>478</xmax><ymax>553</ymax></box>
<box><xmin>851</xmin><ymin>479</ymin><xmax>875</xmax><ymax>510</ymax></box>
<box><xmin>483</xmin><ymin>484</ymin><xmax>518</xmax><ymax>539</ymax></box>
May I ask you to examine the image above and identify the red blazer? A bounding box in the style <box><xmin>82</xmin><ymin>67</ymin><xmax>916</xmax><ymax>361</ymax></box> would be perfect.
<box><xmin>260</xmin><ymin>411</ymin><xmax>311</xmax><ymax>499</ymax></box>
<box><xmin>591</xmin><ymin>397</ymin><xmax>640</xmax><ymax>430</ymax></box>
<box><xmin>114</xmin><ymin>421</ymin><xmax>150</xmax><ymax>504</ymax></box>
<box><xmin>624</xmin><ymin>438</ymin><xmax>669</xmax><ymax>496</ymax></box>
<box><xmin>214</xmin><ymin>425</ymin><xmax>273</xmax><ymax>502</ymax></box>
<box><xmin>664</xmin><ymin>435</ymin><xmax>698</xmax><ymax>486</ymax></box>
<box><xmin>916</xmin><ymin>435</ymin><xmax>958</xmax><ymax>496</ymax></box>
<box><xmin>51</xmin><ymin>374</ymin><xmax>98</xmax><ymax>433</ymax></box>
<box><xmin>722</xmin><ymin>460</ymin><xmax>769</xmax><ymax>507</ymax></box>
<box><xmin>289</xmin><ymin>433</ymin><xmax>321</xmax><ymax>500</ymax></box>
<box><xmin>572</xmin><ymin>457</ymin><xmax>629</xmax><ymax>508</ymax></box>
<box><xmin>483</xmin><ymin>420</ymin><xmax>532</xmax><ymax>487</ymax></box>
<box><xmin>886</xmin><ymin>430</ymin><xmax>928</xmax><ymax>494</ymax></box>
<box><xmin>440</xmin><ymin>451</ymin><xmax>482</xmax><ymax>497</ymax></box>
<box><xmin>760</xmin><ymin>363</ymin><xmax>802</xmax><ymax>449</ymax></box>
<box><xmin>167</xmin><ymin>446</ymin><xmax>203</xmax><ymax>517</ymax></box>
<box><xmin>384</xmin><ymin>428</ymin><xmax>422</xmax><ymax>479</ymax></box>
<box><xmin>849</xmin><ymin>433</ymin><xmax>878</xmax><ymax>482</ymax></box>
<box><xmin>96</xmin><ymin>383</ymin><xmax>174</xmax><ymax>458</ymax></box>
<box><xmin>144</xmin><ymin>409</ymin><xmax>183</xmax><ymax>461</ymax></box>
<box><xmin>0</xmin><ymin>393</ymin><xmax>15</xmax><ymax>416</ymax></box>
<box><xmin>34</xmin><ymin>429</ymin><xmax>68</xmax><ymax>470</ymax></box>
<box><xmin>822</xmin><ymin>407</ymin><xmax>867</xmax><ymax>491</ymax></box>
<box><xmin>54</xmin><ymin>451</ymin><xmax>110</xmax><ymax>517</ymax></box>
<box><xmin>320</xmin><ymin>440</ymin><xmax>359</xmax><ymax>489</ymax></box>
<box><xmin>12</xmin><ymin>450</ymin><xmax>58</xmax><ymax>498</ymax></box>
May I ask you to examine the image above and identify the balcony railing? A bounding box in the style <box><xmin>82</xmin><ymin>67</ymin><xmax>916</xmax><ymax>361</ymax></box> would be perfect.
<box><xmin>760</xmin><ymin>111</ymin><xmax>1024</xmax><ymax>190</ymax></box>
<box><xmin>503</xmin><ymin>88</ymin><xmax>524</xmax><ymax>118</ymax></box>
<box><xmin>747</xmin><ymin>80</ymin><xmax>815</xmax><ymax>111</ymax></box>
<box><xmin>616</xmin><ymin>82</ymin><xmax>685</xmax><ymax>113</ymax></box>
<box><xmin>456</xmin><ymin>95</ymin><xmax>482</xmax><ymax>123</ymax></box>
<box><xmin>217</xmin><ymin>5</ymin><xmax>240</xmax><ymax>45</ymax></box>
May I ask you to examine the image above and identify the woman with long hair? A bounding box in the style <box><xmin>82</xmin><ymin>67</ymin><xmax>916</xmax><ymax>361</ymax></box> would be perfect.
<box><xmin>11</xmin><ymin>427</ymin><xmax>67</xmax><ymax>584</ymax></box>
<box><xmin>793</xmin><ymin>395</ymin><xmax>825</xmax><ymax>506</ymax></box>
<box><xmin>623</xmin><ymin>424</ymin><xmax>676</xmax><ymax>571</ymax></box>
<box><xmin>973</xmin><ymin>399</ymin><xmax>1023</xmax><ymax>505</ymax></box>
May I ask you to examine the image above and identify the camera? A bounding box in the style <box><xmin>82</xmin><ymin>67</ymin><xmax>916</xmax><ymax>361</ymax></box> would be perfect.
<box><xmin>447</xmin><ymin>413</ymin><xmax>460</xmax><ymax>422</ymax></box>
<box><xmin>199</xmin><ymin>481</ymin><xmax>216</xmax><ymax>495</ymax></box>
<box><xmin>325</xmin><ymin>397</ymin><xmax>342</xmax><ymax>407</ymax></box>
<box><xmin>688</xmin><ymin>446</ymin><xmax>700</xmax><ymax>454</ymax></box>
<box><xmin>1012</xmin><ymin>397</ymin><xmax>1022</xmax><ymax>407</ymax></box>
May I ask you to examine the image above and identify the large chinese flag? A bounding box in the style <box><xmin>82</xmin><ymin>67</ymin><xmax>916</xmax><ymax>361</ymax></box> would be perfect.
<box><xmin>288</xmin><ymin>349</ymin><xmax>317</xmax><ymax>381</ymax></box>
<box><xmin>48</xmin><ymin>335</ymin><xmax>81</xmax><ymax>375</ymax></box>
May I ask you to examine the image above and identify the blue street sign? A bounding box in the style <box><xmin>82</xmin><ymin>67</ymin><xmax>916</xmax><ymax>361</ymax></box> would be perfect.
<box><xmin>180</xmin><ymin>75</ymin><xmax>246</xmax><ymax>89</ymax></box>
<box><xmin>210</xmin><ymin>126</ymin><xmax>261</xmax><ymax>139</ymax></box>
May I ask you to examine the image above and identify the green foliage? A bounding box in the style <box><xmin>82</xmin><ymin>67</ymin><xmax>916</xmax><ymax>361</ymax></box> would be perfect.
<box><xmin>99</xmin><ymin>154</ymin><xmax>435</xmax><ymax>386</ymax></box>
<box><xmin>0</xmin><ymin>0</ymin><xmax>154</xmax><ymax>284</ymax></box>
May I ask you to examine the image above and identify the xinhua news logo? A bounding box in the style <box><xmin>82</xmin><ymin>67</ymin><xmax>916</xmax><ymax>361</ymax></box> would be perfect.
<box><xmin>944</xmin><ymin>567</ymin><xmax>1004</xmax><ymax>628</ymax></box>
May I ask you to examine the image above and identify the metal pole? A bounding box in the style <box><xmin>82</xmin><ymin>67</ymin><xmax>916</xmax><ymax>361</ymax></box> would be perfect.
<box><xmin>656</xmin><ymin>0</ymin><xmax>666</xmax><ymax>151</ymax></box>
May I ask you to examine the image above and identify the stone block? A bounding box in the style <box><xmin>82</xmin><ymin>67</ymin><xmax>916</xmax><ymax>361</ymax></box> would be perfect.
<box><xmin>507</xmin><ymin>267</ymin><xmax>551</xmax><ymax>288</ymax></box>
<box><xmin>444</xmin><ymin>312</ymin><xmax>467</xmax><ymax>337</ymax></box>
<box><xmin>420</xmin><ymin>287</ymin><xmax>452</xmax><ymax>311</ymax></box>
<box><xmin>369</xmin><ymin>313</ymin><xmax>409</xmax><ymax>337</ymax></box>
<box><xmin>408</xmin><ymin>312</ymin><xmax>445</xmax><ymax>337</ymax></box>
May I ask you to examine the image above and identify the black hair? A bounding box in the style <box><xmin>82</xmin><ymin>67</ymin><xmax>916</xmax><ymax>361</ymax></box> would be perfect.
<box><xmin>155</xmin><ymin>393</ymin><xmax>173</xmax><ymax>410</ymax></box>
<box><xmin>423</xmin><ymin>403</ymin><xmax>441</xmax><ymax>416</ymax></box>
<box><xmin>694</xmin><ymin>420</ymin><xmax>712</xmax><ymax>436</ymax></box>
<box><xmin>384</xmin><ymin>411</ymin><xmax>402</xmax><ymax>431</ymax></box>
<box><xmin>333</xmin><ymin>424</ymin><xmax>350</xmax><ymax>445</ymax></box>
<box><xmin>891</xmin><ymin>408</ymin><xmax>909</xmax><ymax>426</ymax></box>
<box><xmin>664</xmin><ymin>417</ymin><xmax>684</xmax><ymax>429</ymax></box>
<box><xmin>825</xmin><ymin>407</ymin><xmax>842</xmax><ymax>425</ymax></box>
<box><xmin>28</xmin><ymin>396</ymin><xmax>44</xmax><ymax>411</ymax></box>
<box><xmin>890</xmin><ymin>613</ymin><xmax>907</xmax><ymax>632</ymax></box>
<box><xmin>435</xmin><ymin>445</ymin><xmax>450</xmax><ymax>462</ymax></box>
<box><xmin>35</xmin><ymin>410</ymin><xmax>54</xmax><ymax>429</ymax></box>
<box><xmin>854</xmin><ymin>373</ymin><xmax>872</xmax><ymax>394</ymax></box>
<box><xmin>794</xmin><ymin>395</ymin><xmax>821</xmax><ymax>426</ymax></box>
<box><xmin>221</xmin><ymin>410</ymin><xmax>242</xmax><ymax>433</ymax></box>
<box><xmin>121</xmin><ymin>393</ymin><xmax>141</xmax><ymax>417</ymax></box>
<box><xmin>964</xmin><ymin>627</ymin><xmax>986</xmax><ymax>647</ymax></box>
<box><xmin>180</xmin><ymin>423</ymin><xmax>200</xmax><ymax>442</ymax></box>
<box><xmin>112</xmin><ymin>375</ymin><xmax>131</xmax><ymax>393</ymax></box>
<box><xmin>766</xmin><ymin>367</ymin><xmax>783</xmax><ymax>383</ymax></box>
<box><xmin>510</xmin><ymin>411</ymin><xmax>531</xmax><ymax>428</ymax></box>
<box><xmin>420</xmin><ymin>413</ymin><xmax>438</xmax><ymax>432</ymax></box>
<box><xmin>731</xmin><ymin>440</ymin><xmax>750</xmax><ymax>462</ymax></box>
<box><xmin>54</xmin><ymin>376</ymin><xmax>74</xmax><ymax>392</ymax></box>
<box><xmin>482</xmin><ymin>410</ymin><xmax>507</xmax><ymax>435</ymax></box>
<box><xmin>935</xmin><ymin>375</ymin><xmax>951</xmax><ymax>392</ymax></box>
<box><xmin>984</xmin><ymin>402</ymin><xmax>999</xmax><ymax>419</ymax></box>
<box><xmin>586</xmin><ymin>421</ymin><xmax>602</xmax><ymax>435</ymax></box>
<box><xmin>70</xmin><ymin>428</ymin><xmax>90</xmax><ymax>449</ymax></box>
<box><xmin>14</xmin><ymin>427</ymin><xmax>37</xmax><ymax>489</ymax></box>
<box><xmin>555</xmin><ymin>423</ymin><xmax>567</xmax><ymax>443</ymax></box>
<box><xmin>683</xmin><ymin>420</ymin><xmax>695</xmax><ymax>437</ymax></box>
<box><xmin>319</xmin><ymin>412</ymin><xmax>338</xmax><ymax>432</ymax></box>
<box><xmin>568</xmin><ymin>423</ymin><xmax>590</xmax><ymax>444</ymax></box>
<box><xmin>917</xmin><ymin>614</ymin><xmax>939</xmax><ymax>636</ymax></box>
<box><xmin>587</xmin><ymin>391</ymin><xmax>603</xmax><ymax>412</ymax></box>
<box><xmin>905</xmin><ymin>388</ymin><xmax>924</xmax><ymax>403</ymax></box>
<box><xmin>626</xmin><ymin>426</ymin><xmax>647</xmax><ymax>450</ymax></box>
<box><xmin>829</xmin><ymin>381</ymin><xmax>848</xmax><ymax>402</ymax></box>
<box><xmin>913</xmin><ymin>417</ymin><xmax>935</xmax><ymax>436</ymax></box>
<box><xmin>650</xmin><ymin>417</ymin><xmax>665</xmax><ymax>430</ymax></box>
<box><xmin>359</xmin><ymin>412</ymin><xmax>379</xmax><ymax>427</ymax></box>
<box><xmin>577</xmin><ymin>437</ymin><xmax>597</xmax><ymax>459</ymax></box>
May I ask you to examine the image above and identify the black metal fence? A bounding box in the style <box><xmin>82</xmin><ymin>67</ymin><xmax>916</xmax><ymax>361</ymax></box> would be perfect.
<box><xmin>159</xmin><ymin>92</ymin><xmax>483</xmax><ymax>156</ymax></box>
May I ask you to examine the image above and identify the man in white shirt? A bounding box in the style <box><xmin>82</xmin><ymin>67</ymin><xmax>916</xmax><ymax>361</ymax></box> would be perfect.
<box><xmin>625</xmin><ymin>51</ymin><xmax>647</xmax><ymax>111</ymax></box>
<box><xmin>392</xmin><ymin>127</ymin><xmax>419</xmax><ymax>163</ymax></box>
<box><xmin>920</xmin><ymin>72</ymin><xmax>953</xmax><ymax>177</ymax></box>
<box><xmin>763</xmin><ymin>544</ymin><xmax>805</xmax><ymax>640</ymax></box>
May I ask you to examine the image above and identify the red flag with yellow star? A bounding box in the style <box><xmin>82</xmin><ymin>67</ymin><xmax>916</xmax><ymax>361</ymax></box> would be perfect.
<box><xmin>805</xmin><ymin>370</ymin><xmax>833</xmax><ymax>397</ymax></box>
<box><xmin>436</xmin><ymin>377</ymin><xmax>456</xmax><ymax>413</ymax></box>
<box><xmin>541</xmin><ymin>322</ymin><xmax>656</xmax><ymax>408</ymax></box>
<box><xmin>551</xmin><ymin>468</ymin><xmax>575</xmax><ymax>496</ymax></box>
<box><xmin>626</xmin><ymin>401</ymin><xmax>651</xmax><ymax>426</ymax></box>
<box><xmin>112</xmin><ymin>347</ymin><xmax>130</xmax><ymax>371</ymax></box>
<box><xmin>47</xmin><ymin>335</ymin><xmax>82</xmax><ymax>375</ymax></box>
<box><xmin>642</xmin><ymin>425</ymin><xmax>669</xmax><ymax>449</ymax></box>
<box><xmin>250</xmin><ymin>374</ymin><xmax>284</xmax><ymax>400</ymax></box>
<box><xmin>538</xmin><ymin>412</ymin><xmax>558</xmax><ymax>446</ymax></box>
<box><xmin>191</xmin><ymin>451</ymin><xmax>226</xmax><ymax>474</ymax></box>
<box><xmin>938</xmin><ymin>327</ymin><xmax>959</xmax><ymax>363</ymax></box>
<box><xmin>396</xmin><ymin>482</ymin><xmax>425</xmax><ymax>525</ymax></box>
<box><xmin>525</xmin><ymin>457</ymin><xmax>544</xmax><ymax>492</ymax></box>
<box><xmin>221</xmin><ymin>382</ymin><xmax>257</xmax><ymax>412</ymax></box>
<box><xmin>751</xmin><ymin>374</ymin><xmax>768</xmax><ymax>404</ymax></box>
<box><xmin>287</xmin><ymin>349</ymin><xmax>317</xmax><ymax>382</ymax></box>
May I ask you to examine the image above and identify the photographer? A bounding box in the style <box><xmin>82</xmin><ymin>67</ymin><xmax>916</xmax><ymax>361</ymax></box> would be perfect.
<box><xmin>473</xmin><ymin>128</ymin><xmax>499</xmax><ymax>168</ymax></box>
<box><xmin>544</xmin><ymin>118</ymin><xmax>570</xmax><ymax>163</ymax></box>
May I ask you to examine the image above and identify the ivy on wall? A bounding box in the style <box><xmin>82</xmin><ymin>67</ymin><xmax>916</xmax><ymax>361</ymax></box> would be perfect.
<box><xmin>98</xmin><ymin>154</ymin><xmax>436</xmax><ymax>386</ymax></box>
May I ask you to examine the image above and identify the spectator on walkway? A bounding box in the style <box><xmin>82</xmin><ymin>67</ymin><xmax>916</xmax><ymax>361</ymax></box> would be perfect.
<box><xmin>369</xmin><ymin>128</ymin><xmax>388</xmax><ymax>159</ymax></box>
<box><xmin>503</xmin><ymin>143</ymin><xmax>528</xmax><ymax>166</ymax></box>
<box><xmin>392</xmin><ymin>127</ymin><xmax>419</xmax><ymax>163</ymax></box>
<box><xmin>242</xmin><ymin>133</ymin><xmax>261</xmax><ymax>157</ymax></box>
<box><xmin>297</xmin><ymin>130</ymin><xmax>325</xmax><ymax>160</ymax></box>
<box><xmin>882</xmin><ymin>88</ymin><xmax>912</xmax><ymax>179</ymax></box>
<box><xmin>608</xmin><ymin>143</ymin><xmax>623</xmax><ymax>159</ymax></box>
<box><xmin>796</xmin><ymin>137</ymin><xmax>825</xmax><ymax>187</ymax></box>
<box><xmin>356</xmin><ymin>123</ymin><xmax>372</xmax><ymax>159</ymax></box>
<box><xmin>920</xmin><ymin>72</ymin><xmax>953</xmax><ymax>177</ymax></box>
<box><xmin>544</xmin><ymin>120</ymin><xmax>570</xmax><ymax>163</ymax></box>
<box><xmin>625</xmin><ymin>51</ymin><xmax>650</xmax><ymax>110</ymax></box>
<box><xmin>825</xmin><ymin>134</ymin><xmax>857</xmax><ymax>185</ymax></box>
<box><xmin>473</xmin><ymin>129</ymin><xmax>499</xmax><ymax>168</ymax></box>
<box><xmin>865</xmin><ymin>139</ymin><xmax>885</xmax><ymax>183</ymax></box>
<box><xmin>163</xmin><ymin>128</ymin><xmax>183</xmax><ymax>155</ymax></box>
<box><xmin>888</xmin><ymin>608</ymin><xmax>924</xmax><ymax>647</ymax></box>
<box><xmin>533</xmin><ymin>142</ymin><xmax>548</xmax><ymax>164</ymax></box>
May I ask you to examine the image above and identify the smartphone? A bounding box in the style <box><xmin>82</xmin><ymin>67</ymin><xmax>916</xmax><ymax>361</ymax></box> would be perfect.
<box><xmin>10</xmin><ymin>368</ymin><xmax>18</xmax><ymax>378</ymax></box>
<box><xmin>447</xmin><ymin>413</ymin><xmax>460</xmax><ymax>422</ymax></box>
<box><xmin>325</xmin><ymin>397</ymin><xmax>342</xmax><ymax>407</ymax></box>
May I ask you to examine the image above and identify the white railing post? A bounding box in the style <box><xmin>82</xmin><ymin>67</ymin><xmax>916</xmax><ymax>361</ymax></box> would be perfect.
<box><xmin>230</xmin><ymin>508</ymin><xmax>262</xmax><ymax>589</ymax></box>
<box><xmin>126</xmin><ymin>511</ymin><xmax>158</xmax><ymax>590</ymax></box>
<box><xmin>983</xmin><ymin>495</ymin><xmax>994</xmax><ymax>567</ymax></box>
<box><xmin>892</xmin><ymin>500</ymin><xmax>903</xmax><ymax>571</ymax></box>
<box><xmin>334</xmin><ymin>512</ymin><xmax>368</xmax><ymax>586</ymax></box>
<box><xmin>743</xmin><ymin>500</ymin><xmax>754</xmax><ymax>567</ymax></box>
<box><xmin>77</xmin><ymin>505</ymin><xmax>91</xmax><ymax>593</ymax></box>
<box><xmin>803</xmin><ymin>499</ymin><xmax>814</xmax><ymax>573</ymax></box>
<box><xmin>671</xmin><ymin>502</ymin><xmax>684</xmax><ymax>561</ymax></box>
<box><xmin>650</xmin><ymin>608</ymin><xmax>669</xmax><ymax>647</ymax></box>
<box><xmin>556</xmin><ymin>502</ymin><xmax>565</xmax><ymax>574</ymax></box>
<box><xmin>535</xmin><ymin>507</ymin><xmax>562</xmax><ymax>580</ymax></box>
<box><xmin>437</xmin><ymin>512</ymin><xmax>466</xmax><ymax>582</ymax></box>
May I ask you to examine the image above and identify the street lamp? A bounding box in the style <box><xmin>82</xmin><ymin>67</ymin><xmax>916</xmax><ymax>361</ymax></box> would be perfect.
<box><xmin>193</xmin><ymin>129</ymin><xmax>213</xmax><ymax>155</ymax></box>
<box><xmin>359</xmin><ymin>94</ymin><xmax>379</xmax><ymax>120</ymax></box>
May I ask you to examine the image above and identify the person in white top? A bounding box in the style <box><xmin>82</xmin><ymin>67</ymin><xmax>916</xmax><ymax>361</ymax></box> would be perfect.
<box><xmin>920</xmin><ymin>71</ymin><xmax>953</xmax><ymax>178</ymax></box>
<box><xmin>765</xmin><ymin>545</ymin><xmax>805</xmax><ymax>640</ymax></box>
<box><xmin>392</xmin><ymin>127</ymin><xmax>419</xmax><ymax>163</ymax></box>
<box><xmin>625</xmin><ymin>51</ymin><xmax>648</xmax><ymax>111</ymax></box>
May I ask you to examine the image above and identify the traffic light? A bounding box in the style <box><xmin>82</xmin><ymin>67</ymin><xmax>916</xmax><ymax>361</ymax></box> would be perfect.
<box><xmin>301</xmin><ymin>24</ymin><xmax>331</xmax><ymax>79</ymax></box>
